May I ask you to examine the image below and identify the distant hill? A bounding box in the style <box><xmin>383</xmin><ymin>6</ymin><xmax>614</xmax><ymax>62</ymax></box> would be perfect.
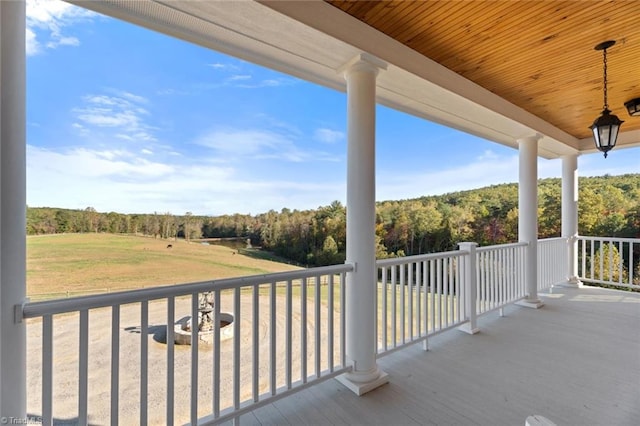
<box><xmin>27</xmin><ymin>173</ymin><xmax>640</xmax><ymax>265</ymax></box>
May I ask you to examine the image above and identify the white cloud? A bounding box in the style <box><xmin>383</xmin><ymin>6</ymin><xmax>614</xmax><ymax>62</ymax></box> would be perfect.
<box><xmin>377</xmin><ymin>147</ymin><xmax>640</xmax><ymax>202</ymax></box>
<box><xmin>76</xmin><ymin>109</ymin><xmax>139</xmax><ymax>127</ymax></box>
<box><xmin>27</xmin><ymin>0</ymin><xmax>76</xmax><ymax>22</ymax></box>
<box><xmin>26</xmin><ymin>0</ymin><xmax>95</xmax><ymax>56</ymax></box>
<box><xmin>377</xmin><ymin>151</ymin><xmax>520</xmax><ymax>201</ymax></box>
<box><xmin>47</xmin><ymin>35</ymin><xmax>79</xmax><ymax>49</ymax></box>
<box><xmin>476</xmin><ymin>149</ymin><xmax>501</xmax><ymax>161</ymax></box>
<box><xmin>26</xmin><ymin>140</ymin><xmax>640</xmax><ymax>216</ymax></box>
<box><xmin>314</xmin><ymin>128</ymin><xmax>344</xmax><ymax>144</ymax></box>
<box><xmin>574</xmin><ymin>148</ymin><xmax>640</xmax><ymax>177</ymax></box>
<box><xmin>235</xmin><ymin>78</ymin><xmax>295</xmax><ymax>89</ymax></box>
<box><xmin>208</xmin><ymin>62</ymin><xmax>240</xmax><ymax>71</ymax></box>
<box><xmin>26</xmin><ymin>145</ymin><xmax>344</xmax><ymax>215</ymax></box>
<box><xmin>156</xmin><ymin>88</ymin><xmax>190</xmax><ymax>96</ymax></box>
<box><xmin>72</xmin><ymin>91</ymin><xmax>157</xmax><ymax>143</ymax></box>
<box><xmin>197</xmin><ymin>63</ymin><xmax>298</xmax><ymax>91</ymax></box>
<box><xmin>117</xmin><ymin>91</ymin><xmax>149</xmax><ymax>105</ymax></box>
<box><xmin>26</xmin><ymin>27</ymin><xmax>39</xmax><ymax>56</ymax></box>
<box><xmin>196</xmin><ymin>129</ymin><xmax>280</xmax><ymax>154</ymax></box>
<box><xmin>28</xmin><ymin>146</ymin><xmax>172</xmax><ymax>179</ymax></box>
<box><xmin>195</xmin><ymin>128</ymin><xmax>308</xmax><ymax>162</ymax></box>
<box><xmin>201</xmin><ymin>76</ymin><xmax>295</xmax><ymax>90</ymax></box>
<box><xmin>262</xmin><ymin>80</ymin><xmax>282</xmax><ymax>87</ymax></box>
<box><xmin>228</xmin><ymin>75</ymin><xmax>251</xmax><ymax>82</ymax></box>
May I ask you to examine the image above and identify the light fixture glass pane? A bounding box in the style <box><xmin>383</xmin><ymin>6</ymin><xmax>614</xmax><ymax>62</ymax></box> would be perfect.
<box><xmin>592</xmin><ymin>127</ymin><xmax>600</xmax><ymax>146</ymax></box>
<box><xmin>599</xmin><ymin>126</ymin><xmax>612</xmax><ymax>147</ymax></box>
<box><xmin>610</xmin><ymin>124</ymin><xmax>620</xmax><ymax>147</ymax></box>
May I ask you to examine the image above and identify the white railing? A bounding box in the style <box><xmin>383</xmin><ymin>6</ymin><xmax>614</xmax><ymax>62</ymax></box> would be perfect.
<box><xmin>537</xmin><ymin>237</ymin><xmax>569</xmax><ymax>291</ymax></box>
<box><xmin>375</xmin><ymin>241</ymin><xmax>528</xmax><ymax>356</ymax></box>
<box><xmin>22</xmin><ymin>264</ymin><xmax>352</xmax><ymax>425</ymax></box>
<box><xmin>476</xmin><ymin>242</ymin><xmax>528</xmax><ymax>315</ymax></box>
<box><xmin>376</xmin><ymin>250</ymin><xmax>468</xmax><ymax>355</ymax></box>
<box><xmin>28</xmin><ymin>236</ymin><xmax>628</xmax><ymax>423</ymax></box>
<box><xmin>577</xmin><ymin>236</ymin><xmax>640</xmax><ymax>289</ymax></box>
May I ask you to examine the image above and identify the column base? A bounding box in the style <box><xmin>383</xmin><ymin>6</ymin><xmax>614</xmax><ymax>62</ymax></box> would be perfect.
<box><xmin>336</xmin><ymin>369</ymin><xmax>389</xmax><ymax>396</ymax></box>
<box><xmin>555</xmin><ymin>278</ymin><xmax>582</xmax><ymax>288</ymax></box>
<box><xmin>525</xmin><ymin>414</ymin><xmax>557</xmax><ymax>426</ymax></box>
<box><xmin>458</xmin><ymin>323</ymin><xmax>479</xmax><ymax>335</ymax></box>
<box><xmin>516</xmin><ymin>299</ymin><xmax>545</xmax><ymax>309</ymax></box>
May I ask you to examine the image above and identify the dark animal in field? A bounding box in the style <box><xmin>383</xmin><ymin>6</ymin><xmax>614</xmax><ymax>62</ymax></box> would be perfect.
<box><xmin>167</xmin><ymin>244</ymin><xmax>173</xmax><ymax>249</ymax></box>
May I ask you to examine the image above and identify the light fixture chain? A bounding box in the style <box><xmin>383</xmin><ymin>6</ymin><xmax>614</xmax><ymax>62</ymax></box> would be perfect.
<box><xmin>603</xmin><ymin>47</ymin><xmax>608</xmax><ymax>109</ymax></box>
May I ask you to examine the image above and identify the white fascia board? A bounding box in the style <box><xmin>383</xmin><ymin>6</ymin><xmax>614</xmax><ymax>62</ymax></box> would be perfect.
<box><xmin>577</xmin><ymin>129</ymin><xmax>640</xmax><ymax>154</ymax></box>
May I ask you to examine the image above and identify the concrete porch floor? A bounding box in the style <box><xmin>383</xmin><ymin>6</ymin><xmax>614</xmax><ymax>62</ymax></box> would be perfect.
<box><xmin>235</xmin><ymin>286</ymin><xmax>640</xmax><ymax>426</ymax></box>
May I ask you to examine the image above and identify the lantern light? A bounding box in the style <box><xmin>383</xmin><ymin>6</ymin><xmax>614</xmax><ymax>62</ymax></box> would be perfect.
<box><xmin>590</xmin><ymin>40</ymin><xmax>623</xmax><ymax>158</ymax></box>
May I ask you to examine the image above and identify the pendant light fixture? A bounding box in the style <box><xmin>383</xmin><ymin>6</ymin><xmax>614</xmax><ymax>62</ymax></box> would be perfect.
<box><xmin>624</xmin><ymin>98</ymin><xmax>640</xmax><ymax>117</ymax></box>
<box><xmin>589</xmin><ymin>40</ymin><xmax>623</xmax><ymax>158</ymax></box>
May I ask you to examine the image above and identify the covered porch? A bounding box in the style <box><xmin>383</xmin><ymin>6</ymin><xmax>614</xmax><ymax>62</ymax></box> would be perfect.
<box><xmin>242</xmin><ymin>285</ymin><xmax>640</xmax><ymax>426</ymax></box>
<box><xmin>15</xmin><ymin>236</ymin><xmax>640</xmax><ymax>425</ymax></box>
<box><xmin>2</xmin><ymin>1</ymin><xmax>640</xmax><ymax>424</ymax></box>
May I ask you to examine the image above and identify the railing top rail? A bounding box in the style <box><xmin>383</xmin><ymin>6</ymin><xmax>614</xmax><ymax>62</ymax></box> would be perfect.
<box><xmin>537</xmin><ymin>237</ymin><xmax>568</xmax><ymax>243</ymax></box>
<box><xmin>22</xmin><ymin>263</ymin><xmax>354</xmax><ymax>319</ymax></box>
<box><xmin>376</xmin><ymin>250</ymin><xmax>466</xmax><ymax>268</ymax></box>
<box><xmin>476</xmin><ymin>241</ymin><xmax>528</xmax><ymax>253</ymax></box>
<box><xmin>578</xmin><ymin>235</ymin><xmax>640</xmax><ymax>243</ymax></box>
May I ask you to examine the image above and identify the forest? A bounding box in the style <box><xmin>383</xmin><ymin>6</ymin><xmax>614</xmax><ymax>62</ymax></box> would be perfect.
<box><xmin>27</xmin><ymin>174</ymin><xmax>640</xmax><ymax>267</ymax></box>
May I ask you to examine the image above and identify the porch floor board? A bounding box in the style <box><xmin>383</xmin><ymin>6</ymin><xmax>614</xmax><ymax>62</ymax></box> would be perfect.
<box><xmin>235</xmin><ymin>286</ymin><xmax>640</xmax><ymax>426</ymax></box>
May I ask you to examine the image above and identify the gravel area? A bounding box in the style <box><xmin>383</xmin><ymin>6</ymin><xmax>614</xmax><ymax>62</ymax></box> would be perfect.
<box><xmin>27</xmin><ymin>292</ymin><xmax>341</xmax><ymax>425</ymax></box>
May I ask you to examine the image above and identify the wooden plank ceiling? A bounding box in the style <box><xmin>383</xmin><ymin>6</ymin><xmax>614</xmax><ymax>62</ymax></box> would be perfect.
<box><xmin>327</xmin><ymin>0</ymin><xmax>640</xmax><ymax>140</ymax></box>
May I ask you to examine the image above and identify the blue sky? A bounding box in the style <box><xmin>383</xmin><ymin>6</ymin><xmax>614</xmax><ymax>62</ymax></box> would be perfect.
<box><xmin>26</xmin><ymin>0</ymin><xmax>640</xmax><ymax>216</ymax></box>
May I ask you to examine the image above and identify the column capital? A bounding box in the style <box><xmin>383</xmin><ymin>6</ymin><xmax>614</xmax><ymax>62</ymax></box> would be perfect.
<box><xmin>517</xmin><ymin>133</ymin><xmax>543</xmax><ymax>144</ymax></box>
<box><xmin>338</xmin><ymin>53</ymin><xmax>387</xmax><ymax>77</ymax></box>
<box><xmin>560</xmin><ymin>152</ymin><xmax>581</xmax><ymax>160</ymax></box>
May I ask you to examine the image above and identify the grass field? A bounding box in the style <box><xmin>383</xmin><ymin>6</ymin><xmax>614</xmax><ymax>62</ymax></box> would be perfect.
<box><xmin>27</xmin><ymin>233</ymin><xmax>301</xmax><ymax>299</ymax></box>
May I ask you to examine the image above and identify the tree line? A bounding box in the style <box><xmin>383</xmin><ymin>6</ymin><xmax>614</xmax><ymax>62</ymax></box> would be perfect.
<box><xmin>27</xmin><ymin>174</ymin><xmax>640</xmax><ymax>268</ymax></box>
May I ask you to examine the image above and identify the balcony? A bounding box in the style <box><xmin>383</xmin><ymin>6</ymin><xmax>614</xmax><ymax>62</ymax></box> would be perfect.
<box><xmin>3</xmin><ymin>1</ymin><xmax>640</xmax><ymax>423</ymax></box>
<box><xmin>20</xmin><ymin>236</ymin><xmax>640</xmax><ymax>424</ymax></box>
<box><xmin>240</xmin><ymin>285</ymin><xmax>639</xmax><ymax>426</ymax></box>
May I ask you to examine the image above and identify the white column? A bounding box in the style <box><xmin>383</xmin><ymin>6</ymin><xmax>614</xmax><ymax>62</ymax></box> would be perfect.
<box><xmin>561</xmin><ymin>154</ymin><xmax>581</xmax><ymax>287</ymax></box>
<box><xmin>0</xmin><ymin>0</ymin><xmax>27</xmax><ymax>417</ymax></box>
<box><xmin>336</xmin><ymin>53</ymin><xmax>388</xmax><ymax>396</ymax></box>
<box><xmin>458</xmin><ymin>242</ymin><xmax>479</xmax><ymax>335</ymax></box>
<box><xmin>516</xmin><ymin>135</ymin><xmax>544</xmax><ymax>308</ymax></box>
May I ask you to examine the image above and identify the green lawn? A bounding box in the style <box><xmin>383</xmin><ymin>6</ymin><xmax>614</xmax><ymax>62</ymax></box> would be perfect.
<box><xmin>27</xmin><ymin>233</ymin><xmax>301</xmax><ymax>300</ymax></box>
